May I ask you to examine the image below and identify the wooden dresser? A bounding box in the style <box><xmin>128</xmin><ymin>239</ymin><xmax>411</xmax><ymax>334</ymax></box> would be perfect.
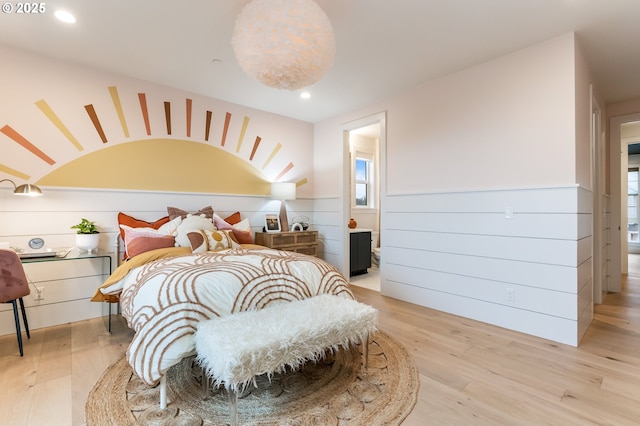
<box><xmin>255</xmin><ymin>230</ymin><xmax>318</xmax><ymax>256</ymax></box>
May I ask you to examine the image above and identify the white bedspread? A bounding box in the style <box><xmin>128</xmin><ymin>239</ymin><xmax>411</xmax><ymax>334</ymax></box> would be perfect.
<box><xmin>108</xmin><ymin>247</ymin><xmax>353</xmax><ymax>385</ymax></box>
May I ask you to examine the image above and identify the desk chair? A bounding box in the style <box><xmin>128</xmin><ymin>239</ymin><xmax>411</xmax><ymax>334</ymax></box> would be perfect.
<box><xmin>0</xmin><ymin>249</ymin><xmax>31</xmax><ymax>356</ymax></box>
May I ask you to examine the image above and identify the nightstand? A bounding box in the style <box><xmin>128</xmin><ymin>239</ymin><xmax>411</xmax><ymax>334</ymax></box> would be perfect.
<box><xmin>255</xmin><ymin>230</ymin><xmax>318</xmax><ymax>256</ymax></box>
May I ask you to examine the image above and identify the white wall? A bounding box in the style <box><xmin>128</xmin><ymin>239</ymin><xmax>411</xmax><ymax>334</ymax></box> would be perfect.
<box><xmin>0</xmin><ymin>45</ymin><xmax>317</xmax><ymax>334</ymax></box>
<box><xmin>314</xmin><ymin>33</ymin><xmax>594</xmax><ymax>345</ymax></box>
<box><xmin>0</xmin><ymin>187</ymin><xmax>314</xmax><ymax>333</ymax></box>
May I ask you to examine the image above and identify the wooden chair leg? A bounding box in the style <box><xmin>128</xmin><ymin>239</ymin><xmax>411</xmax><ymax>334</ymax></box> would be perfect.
<box><xmin>18</xmin><ymin>297</ymin><xmax>30</xmax><ymax>339</ymax></box>
<box><xmin>11</xmin><ymin>300</ymin><xmax>24</xmax><ymax>356</ymax></box>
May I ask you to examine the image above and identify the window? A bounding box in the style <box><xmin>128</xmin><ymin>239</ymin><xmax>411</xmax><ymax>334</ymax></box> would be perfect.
<box><xmin>629</xmin><ymin>168</ymin><xmax>639</xmax><ymax>242</ymax></box>
<box><xmin>354</xmin><ymin>155</ymin><xmax>373</xmax><ymax>208</ymax></box>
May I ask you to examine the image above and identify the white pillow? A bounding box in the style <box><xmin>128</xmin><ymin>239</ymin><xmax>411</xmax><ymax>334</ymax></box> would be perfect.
<box><xmin>232</xmin><ymin>218</ymin><xmax>251</xmax><ymax>232</ymax></box>
<box><xmin>175</xmin><ymin>214</ymin><xmax>215</xmax><ymax>248</ymax></box>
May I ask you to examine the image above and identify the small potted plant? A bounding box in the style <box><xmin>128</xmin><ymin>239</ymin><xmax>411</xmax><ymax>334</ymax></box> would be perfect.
<box><xmin>71</xmin><ymin>218</ymin><xmax>100</xmax><ymax>253</ymax></box>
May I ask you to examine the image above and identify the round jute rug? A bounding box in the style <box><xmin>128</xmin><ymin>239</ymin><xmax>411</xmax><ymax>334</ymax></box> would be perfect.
<box><xmin>85</xmin><ymin>331</ymin><xmax>418</xmax><ymax>425</ymax></box>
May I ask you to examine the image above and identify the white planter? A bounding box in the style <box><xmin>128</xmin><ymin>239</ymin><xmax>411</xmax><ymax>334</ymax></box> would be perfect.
<box><xmin>76</xmin><ymin>233</ymin><xmax>100</xmax><ymax>253</ymax></box>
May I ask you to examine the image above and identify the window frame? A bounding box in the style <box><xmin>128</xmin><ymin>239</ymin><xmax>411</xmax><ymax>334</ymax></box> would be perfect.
<box><xmin>352</xmin><ymin>153</ymin><xmax>374</xmax><ymax>209</ymax></box>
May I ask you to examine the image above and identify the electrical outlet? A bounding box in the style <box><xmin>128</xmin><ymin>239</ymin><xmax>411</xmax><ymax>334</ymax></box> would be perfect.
<box><xmin>34</xmin><ymin>287</ymin><xmax>44</xmax><ymax>301</ymax></box>
<box><xmin>505</xmin><ymin>206</ymin><xmax>514</xmax><ymax>219</ymax></box>
<box><xmin>506</xmin><ymin>288</ymin><xmax>515</xmax><ymax>302</ymax></box>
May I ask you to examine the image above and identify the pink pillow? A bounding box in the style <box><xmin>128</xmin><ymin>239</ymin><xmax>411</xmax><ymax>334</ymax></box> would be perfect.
<box><xmin>120</xmin><ymin>218</ymin><xmax>181</xmax><ymax>258</ymax></box>
<box><xmin>213</xmin><ymin>214</ymin><xmax>254</xmax><ymax>244</ymax></box>
<box><xmin>117</xmin><ymin>212</ymin><xmax>171</xmax><ymax>260</ymax></box>
<box><xmin>126</xmin><ymin>235</ymin><xmax>176</xmax><ymax>258</ymax></box>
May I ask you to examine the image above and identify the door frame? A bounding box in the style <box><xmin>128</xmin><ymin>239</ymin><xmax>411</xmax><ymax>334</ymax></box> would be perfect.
<box><xmin>609</xmin><ymin>112</ymin><xmax>640</xmax><ymax>292</ymax></box>
<box><xmin>591</xmin><ymin>86</ymin><xmax>605</xmax><ymax>303</ymax></box>
<box><xmin>340</xmin><ymin>112</ymin><xmax>386</xmax><ymax>280</ymax></box>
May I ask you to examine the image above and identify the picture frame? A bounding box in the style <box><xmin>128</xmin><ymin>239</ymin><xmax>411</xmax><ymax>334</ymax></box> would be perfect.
<box><xmin>265</xmin><ymin>213</ymin><xmax>281</xmax><ymax>233</ymax></box>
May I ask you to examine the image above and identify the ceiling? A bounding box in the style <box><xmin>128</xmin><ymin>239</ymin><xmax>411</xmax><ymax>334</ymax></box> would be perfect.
<box><xmin>2</xmin><ymin>0</ymin><xmax>640</xmax><ymax>123</ymax></box>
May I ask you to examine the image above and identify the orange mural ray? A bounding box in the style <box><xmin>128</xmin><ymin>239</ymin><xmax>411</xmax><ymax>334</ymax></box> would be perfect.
<box><xmin>164</xmin><ymin>102</ymin><xmax>172</xmax><ymax>135</ymax></box>
<box><xmin>275</xmin><ymin>162</ymin><xmax>294</xmax><ymax>181</ymax></box>
<box><xmin>186</xmin><ymin>99</ymin><xmax>192</xmax><ymax>138</ymax></box>
<box><xmin>35</xmin><ymin>100</ymin><xmax>83</xmax><ymax>151</ymax></box>
<box><xmin>138</xmin><ymin>93</ymin><xmax>151</xmax><ymax>135</ymax></box>
<box><xmin>262</xmin><ymin>143</ymin><xmax>281</xmax><ymax>169</ymax></box>
<box><xmin>108</xmin><ymin>86</ymin><xmax>130</xmax><ymax>138</ymax></box>
<box><xmin>237</xmin><ymin>116</ymin><xmax>249</xmax><ymax>153</ymax></box>
<box><xmin>0</xmin><ymin>125</ymin><xmax>55</xmax><ymax>165</ymax></box>
<box><xmin>205</xmin><ymin>111</ymin><xmax>212</xmax><ymax>141</ymax></box>
<box><xmin>84</xmin><ymin>105</ymin><xmax>108</xmax><ymax>143</ymax></box>
<box><xmin>221</xmin><ymin>112</ymin><xmax>231</xmax><ymax>146</ymax></box>
<box><xmin>0</xmin><ymin>164</ymin><xmax>30</xmax><ymax>180</ymax></box>
<box><xmin>250</xmin><ymin>136</ymin><xmax>261</xmax><ymax>160</ymax></box>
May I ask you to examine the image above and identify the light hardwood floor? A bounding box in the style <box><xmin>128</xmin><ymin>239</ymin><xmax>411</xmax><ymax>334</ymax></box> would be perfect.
<box><xmin>3</xmin><ymin>258</ymin><xmax>640</xmax><ymax>425</ymax></box>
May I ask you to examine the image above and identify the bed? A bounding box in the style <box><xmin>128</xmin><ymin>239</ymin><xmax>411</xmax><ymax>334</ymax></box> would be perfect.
<box><xmin>91</xmin><ymin>208</ymin><xmax>353</xmax><ymax>386</ymax></box>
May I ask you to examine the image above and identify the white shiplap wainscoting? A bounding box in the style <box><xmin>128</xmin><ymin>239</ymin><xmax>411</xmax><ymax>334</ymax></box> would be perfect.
<box><xmin>380</xmin><ymin>186</ymin><xmax>593</xmax><ymax>346</ymax></box>
<box><xmin>0</xmin><ymin>187</ymin><xmax>314</xmax><ymax>335</ymax></box>
<box><xmin>312</xmin><ymin>196</ymin><xmax>342</xmax><ymax>267</ymax></box>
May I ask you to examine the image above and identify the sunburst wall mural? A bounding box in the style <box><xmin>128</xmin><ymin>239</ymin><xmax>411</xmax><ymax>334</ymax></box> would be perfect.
<box><xmin>0</xmin><ymin>45</ymin><xmax>311</xmax><ymax>196</ymax></box>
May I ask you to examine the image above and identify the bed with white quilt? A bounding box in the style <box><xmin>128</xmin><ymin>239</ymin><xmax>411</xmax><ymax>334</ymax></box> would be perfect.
<box><xmin>91</xmin><ymin>207</ymin><xmax>353</xmax><ymax>386</ymax></box>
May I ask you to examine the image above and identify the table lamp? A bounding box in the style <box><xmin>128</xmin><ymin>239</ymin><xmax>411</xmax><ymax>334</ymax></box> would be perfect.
<box><xmin>271</xmin><ymin>182</ymin><xmax>296</xmax><ymax>232</ymax></box>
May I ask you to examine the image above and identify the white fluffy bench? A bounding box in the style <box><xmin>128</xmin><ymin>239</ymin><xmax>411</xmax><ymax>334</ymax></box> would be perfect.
<box><xmin>194</xmin><ymin>294</ymin><xmax>378</xmax><ymax>425</ymax></box>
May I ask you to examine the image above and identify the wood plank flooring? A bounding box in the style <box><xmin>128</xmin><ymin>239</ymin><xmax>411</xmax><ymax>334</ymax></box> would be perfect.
<box><xmin>2</xmin><ymin>257</ymin><xmax>640</xmax><ymax>425</ymax></box>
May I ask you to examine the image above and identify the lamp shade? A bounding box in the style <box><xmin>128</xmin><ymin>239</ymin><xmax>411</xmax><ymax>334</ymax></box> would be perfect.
<box><xmin>14</xmin><ymin>183</ymin><xmax>43</xmax><ymax>196</ymax></box>
<box><xmin>231</xmin><ymin>0</ymin><xmax>336</xmax><ymax>90</ymax></box>
<box><xmin>0</xmin><ymin>179</ymin><xmax>43</xmax><ymax>196</ymax></box>
<box><xmin>271</xmin><ymin>182</ymin><xmax>296</xmax><ymax>200</ymax></box>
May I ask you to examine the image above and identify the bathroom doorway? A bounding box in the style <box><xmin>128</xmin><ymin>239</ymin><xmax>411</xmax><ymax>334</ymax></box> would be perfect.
<box><xmin>341</xmin><ymin>112</ymin><xmax>386</xmax><ymax>292</ymax></box>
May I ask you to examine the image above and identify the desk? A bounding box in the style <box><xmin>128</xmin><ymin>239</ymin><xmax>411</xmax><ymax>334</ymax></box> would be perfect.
<box><xmin>21</xmin><ymin>250</ymin><xmax>116</xmax><ymax>332</ymax></box>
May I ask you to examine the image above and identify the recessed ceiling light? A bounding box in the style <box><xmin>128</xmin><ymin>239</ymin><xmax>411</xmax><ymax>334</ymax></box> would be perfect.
<box><xmin>55</xmin><ymin>10</ymin><xmax>76</xmax><ymax>23</ymax></box>
<box><xmin>300</xmin><ymin>92</ymin><xmax>311</xmax><ymax>99</ymax></box>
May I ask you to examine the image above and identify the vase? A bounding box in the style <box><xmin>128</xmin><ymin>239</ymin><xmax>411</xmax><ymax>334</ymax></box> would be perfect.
<box><xmin>348</xmin><ymin>218</ymin><xmax>357</xmax><ymax>229</ymax></box>
<box><xmin>76</xmin><ymin>233</ymin><xmax>100</xmax><ymax>253</ymax></box>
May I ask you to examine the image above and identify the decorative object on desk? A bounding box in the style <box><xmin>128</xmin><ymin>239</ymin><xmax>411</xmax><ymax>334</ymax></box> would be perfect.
<box><xmin>264</xmin><ymin>213</ymin><xmax>281</xmax><ymax>233</ymax></box>
<box><xmin>271</xmin><ymin>182</ymin><xmax>296</xmax><ymax>232</ymax></box>
<box><xmin>71</xmin><ymin>218</ymin><xmax>100</xmax><ymax>253</ymax></box>
<box><xmin>348</xmin><ymin>218</ymin><xmax>358</xmax><ymax>229</ymax></box>
<box><xmin>291</xmin><ymin>216</ymin><xmax>309</xmax><ymax>231</ymax></box>
<box><xmin>28</xmin><ymin>237</ymin><xmax>45</xmax><ymax>250</ymax></box>
<box><xmin>0</xmin><ymin>178</ymin><xmax>43</xmax><ymax>196</ymax></box>
<box><xmin>231</xmin><ymin>0</ymin><xmax>335</xmax><ymax>91</ymax></box>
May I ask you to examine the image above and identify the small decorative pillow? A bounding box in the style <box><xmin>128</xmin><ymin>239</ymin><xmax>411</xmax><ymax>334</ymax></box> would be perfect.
<box><xmin>175</xmin><ymin>214</ymin><xmax>215</xmax><ymax>248</ymax></box>
<box><xmin>203</xmin><ymin>229</ymin><xmax>240</xmax><ymax>251</ymax></box>
<box><xmin>126</xmin><ymin>235</ymin><xmax>176</xmax><ymax>258</ymax></box>
<box><xmin>167</xmin><ymin>206</ymin><xmax>214</xmax><ymax>221</ymax></box>
<box><xmin>185</xmin><ymin>230</ymin><xmax>208</xmax><ymax>253</ymax></box>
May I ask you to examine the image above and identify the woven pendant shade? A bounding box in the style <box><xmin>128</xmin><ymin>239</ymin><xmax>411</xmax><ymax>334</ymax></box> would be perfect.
<box><xmin>231</xmin><ymin>0</ymin><xmax>336</xmax><ymax>90</ymax></box>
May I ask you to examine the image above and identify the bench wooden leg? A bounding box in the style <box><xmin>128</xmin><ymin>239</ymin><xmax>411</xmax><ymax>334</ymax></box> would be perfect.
<box><xmin>363</xmin><ymin>333</ymin><xmax>370</xmax><ymax>375</ymax></box>
<box><xmin>201</xmin><ymin>366</ymin><xmax>209</xmax><ymax>395</ymax></box>
<box><xmin>229</xmin><ymin>388</ymin><xmax>239</xmax><ymax>426</ymax></box>
<box><xmin>160</xmin><ymin>375</ymin><xmax>167</xmax><ymax>409</ymax></box>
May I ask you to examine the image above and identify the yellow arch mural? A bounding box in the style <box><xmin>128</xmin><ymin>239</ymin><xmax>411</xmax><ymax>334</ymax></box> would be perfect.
<box><xmin>36</xmin><ymin>139</ymin><xmax>271</xmax><ymax>195</ymax></box>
